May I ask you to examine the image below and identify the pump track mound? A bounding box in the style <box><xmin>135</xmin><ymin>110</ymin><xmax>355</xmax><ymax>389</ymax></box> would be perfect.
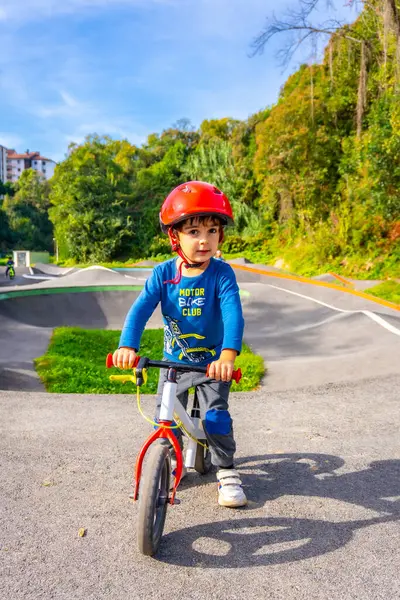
<box><xmin>0</xmin><ymin>262</ymin><xmax>398</xmax><ymax>391</ymax></box>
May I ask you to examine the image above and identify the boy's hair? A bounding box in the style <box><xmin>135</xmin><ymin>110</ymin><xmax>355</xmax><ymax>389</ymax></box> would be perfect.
<box><xmin>173</xmin><ymin>214</ymin><xmax>224</xmax><ymax>233</ymax></box>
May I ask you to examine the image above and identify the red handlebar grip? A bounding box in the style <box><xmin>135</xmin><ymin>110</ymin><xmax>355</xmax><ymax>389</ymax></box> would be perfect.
<box><xmin>232</xmin><ymin>368</ymin><xmax>242</xmax><ymax>384</ymax></box>
<box><xmin>205</xmin><ymin>365</ymin><xmax>242</xmax><ymax>384</ymax></box>
<box><xmin>106</xmin><ymin>353</ymin><xmax>140</xmax><ymax>368</ymax></box>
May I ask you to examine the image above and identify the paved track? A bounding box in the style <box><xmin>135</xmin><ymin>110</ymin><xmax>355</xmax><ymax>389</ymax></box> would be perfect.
<box><xmin>0</xmin><ymin>263</ymin><xmax>399</xmax><ymax>599</ymax></box>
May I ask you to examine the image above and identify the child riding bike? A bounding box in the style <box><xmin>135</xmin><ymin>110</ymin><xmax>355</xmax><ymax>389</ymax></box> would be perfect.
<box><xmin>112</xmin><ymin>181</ymin><xmax>247</xmax><ymax>507</ymax></box>
<box><xmin>5</xmin><ymin>256</ymin><xmax>15</xmax><ymax>279</ymax></box>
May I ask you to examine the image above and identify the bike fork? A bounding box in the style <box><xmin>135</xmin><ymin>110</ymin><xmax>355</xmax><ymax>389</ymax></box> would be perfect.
<box><xmin>132</xmin><ymin>367</ymin><xmax>184</xmax><ymax>505</ymax></box>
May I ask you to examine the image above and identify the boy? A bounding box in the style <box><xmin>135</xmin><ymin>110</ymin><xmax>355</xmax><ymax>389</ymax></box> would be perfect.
<box><xmin>112</xmin><ymin>181</ymin><xmax>247</xmax><ymax>507</ymax></box>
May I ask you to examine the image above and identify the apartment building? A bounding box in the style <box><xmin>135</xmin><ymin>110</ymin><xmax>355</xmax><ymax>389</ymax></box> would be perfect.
<box><xmin>0</xmin><ymin>145</ymin><xmax>7</xmax><ymax>183</ymax></box>
<box><xmin>6</xmin><ymin>149</ymin><xmax>56</xmax><ymax>183</ymax></box>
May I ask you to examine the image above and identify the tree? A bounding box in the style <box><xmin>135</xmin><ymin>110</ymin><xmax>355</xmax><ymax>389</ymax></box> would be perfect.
<box><xmin>0</xmin><ymin>207</ymin><xmax>12</xmax><ymax>252</ymax></box>
<box><xmin>50</xmin><ymin>135</ymin><xmax>137</xmax><ymax>262</ymax></box>
<box><xmin>0</xmin><ymin>181</ymin><xmax>15</xmax><ymax>198</ymax></box>
<box><xmin>184</xmin><ymin>139</ymin><xmax>261</xmax><ymax>233</ymax></box>
<box><xmin>130</xmin><ymin>140</ymin><xmax>190</xmax><ymax>250</ymax></box>
<box><xmin>199</xmin><ymin>118</ymin><xmax>240</xmax><ymax>141</ymax></box>
<box><xmin>3</xmin><ymin>169</ymin><xmax>53</xmax><ymax>251</ymax></box>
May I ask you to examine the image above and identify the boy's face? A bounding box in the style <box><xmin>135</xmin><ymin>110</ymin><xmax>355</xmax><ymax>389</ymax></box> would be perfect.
<box><xmin>176</xmin><ymin>217</ymin><xmax>220</xmax><ymax>264</ymax></box>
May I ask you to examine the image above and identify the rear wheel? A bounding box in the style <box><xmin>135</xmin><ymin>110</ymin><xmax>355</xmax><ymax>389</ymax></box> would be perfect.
<box><xmin>194</xmin><ymin>440</ymin><xmax>212</xmax><ymax>474</ymax></box>
<box><xmin>137</xmin><ymin>442</ymin><xmax>171</xmax><ymax>556</ymax></box>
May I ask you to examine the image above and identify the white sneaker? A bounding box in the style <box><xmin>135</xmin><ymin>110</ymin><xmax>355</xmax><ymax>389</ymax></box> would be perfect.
<box><xmin>217</xmin><ymin>469</ymin><xmax>247</xmax><ymax>507</ymax></box>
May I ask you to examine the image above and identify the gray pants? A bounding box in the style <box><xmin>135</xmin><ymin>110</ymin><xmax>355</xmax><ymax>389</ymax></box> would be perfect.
<box><xmin>156</xmin><ymin>370</ymin><xmax>236</xmax><ymax>468</ymax></box>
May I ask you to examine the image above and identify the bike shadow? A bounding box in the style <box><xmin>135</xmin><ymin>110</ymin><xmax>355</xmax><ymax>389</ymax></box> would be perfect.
<box><xmin>156</xmin><ymin>453</ymin><xmax>400</xmax><ymax>567</ymax></box>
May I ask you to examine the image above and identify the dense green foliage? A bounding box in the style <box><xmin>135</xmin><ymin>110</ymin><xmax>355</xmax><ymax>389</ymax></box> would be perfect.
<box><xmin>1</xmin><ymin>170</ymin><xmax>53</xmax><ymax>252</ymax></box>
<box><xmin>1</xmin><ymin>1</ymin><xmax>399</xmax><ymax>276</ymax></box>
<box><xmin>0</xmin><ymin>181</ymin><xmax>14</xmax><ymax>197</ymax></box>
<box><xmin>34</xmin><ymin>327</ymin><xmax>265</xmax><ymax>393</ymax></box>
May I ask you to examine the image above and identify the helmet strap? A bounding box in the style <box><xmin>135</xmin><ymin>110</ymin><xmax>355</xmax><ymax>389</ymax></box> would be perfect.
<box><xmin>168</xmin><ymin>229</ymin><xmax>179</xmax><ymax>251</ymax></box>
<box><xmin>176</xmin><ymin>247</ymin><xmax>205</xmax><ymax>270</ymax></box>
<box><xmin>164</xmin><ymin>229</ymin><xmax>207</xmax><ymax>284</ymax></box>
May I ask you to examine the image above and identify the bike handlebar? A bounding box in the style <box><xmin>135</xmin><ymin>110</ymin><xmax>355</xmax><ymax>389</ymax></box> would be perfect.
<box><xmin>106</xmin><ymin>353</ymin><xmax>242</xmax><ymax>384</ymax></box>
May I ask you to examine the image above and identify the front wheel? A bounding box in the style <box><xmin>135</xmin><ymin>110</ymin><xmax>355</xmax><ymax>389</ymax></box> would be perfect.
<box><xmin>137</xmin><ymin>441</ymin><xmax>171</xmax><ymax>556</ymax></box>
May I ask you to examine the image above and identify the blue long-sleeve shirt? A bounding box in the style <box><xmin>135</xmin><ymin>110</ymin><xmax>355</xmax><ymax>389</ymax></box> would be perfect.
<box><xmin>119</xmin><ymin>257</ymin><xmax>244</xmax><ymax>365</ymax></box>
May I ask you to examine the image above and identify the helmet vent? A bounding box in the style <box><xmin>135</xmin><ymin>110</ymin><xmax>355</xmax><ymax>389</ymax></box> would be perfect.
<box><xmin>213</xmin><ymin>186</ymin><xmax>222</xmax><ymax>194</ymax></box>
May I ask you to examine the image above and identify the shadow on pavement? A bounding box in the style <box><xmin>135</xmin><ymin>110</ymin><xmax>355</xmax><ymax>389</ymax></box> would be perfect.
<box><xmin>157</xmin><ymin>453</ymin><xmax>400</xmax><ymax>567</ymax></box>
<box><xmin>0</xmin><ymin>367</ymin><xmax>45</xmax><ymax>391</ymax></box>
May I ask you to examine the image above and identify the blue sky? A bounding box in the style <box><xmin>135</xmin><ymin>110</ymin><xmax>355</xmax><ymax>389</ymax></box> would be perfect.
<box><xmin>0</xmin><ymin>0</ymin><xmax>357</xmax><ymax>162</ymax></box>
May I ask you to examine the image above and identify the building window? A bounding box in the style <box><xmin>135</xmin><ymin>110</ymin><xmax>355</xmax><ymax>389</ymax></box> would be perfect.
<box><xmin>18</xmin><ymin>168</ymin><xmax>21</xmax><ymax>172</ymax></box>
<box><xmin>42</xmin><ymin>161</ymin><xmax>46</xmax><ymax>166</ymax></box>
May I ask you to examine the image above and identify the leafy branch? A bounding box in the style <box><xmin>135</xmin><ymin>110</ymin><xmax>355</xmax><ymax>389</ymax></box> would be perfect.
<box><xmin>251</xmin><ymin>0</ymin><xmax>363</xmax><ymax>65</ymax></box>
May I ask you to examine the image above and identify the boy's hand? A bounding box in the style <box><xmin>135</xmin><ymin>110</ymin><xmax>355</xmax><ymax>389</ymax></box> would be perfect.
<box><xmin>112</xmin><ymin>347</ymin><xmax>137</xmax><ymax>369</ymax></box>
<box><xmin>207</xmin><ymin>349</ymin><xmax>237</xmax><ymax>382</ymax></box>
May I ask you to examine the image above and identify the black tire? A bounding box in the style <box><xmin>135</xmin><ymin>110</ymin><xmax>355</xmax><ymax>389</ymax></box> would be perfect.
<box><xmin>194</xmin><ymin>440</ymin><xmax>212</xmax><ymax>474</ymax></box>
<box><xmin>137</xmin><ymin>441</ymin><xmax>171</xmax><ymax>556</ymax></box>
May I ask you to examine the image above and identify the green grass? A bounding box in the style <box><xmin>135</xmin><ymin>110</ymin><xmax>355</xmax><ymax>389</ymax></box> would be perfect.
<box><xmin>35</xmin><ymin>327</ymin><xmax>265</xmax><ymax>394</ymax></box>
<box><xmin>364</xmin><ymin>281</ymin><xmax>400</xmax><ymax>305</ymax></box>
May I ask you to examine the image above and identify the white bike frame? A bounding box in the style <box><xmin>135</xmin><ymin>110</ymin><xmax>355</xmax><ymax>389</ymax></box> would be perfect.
<box><xmin>159</xmin><ymin>380</ymin><xmax>205</xmax><ymax>468</ymax></box>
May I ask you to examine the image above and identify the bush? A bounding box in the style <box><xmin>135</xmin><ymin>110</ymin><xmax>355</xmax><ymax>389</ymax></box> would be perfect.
<box><xmin>222</xmin><ymin>232</ymin><xmax>268</xmax><ymax>254</ymax></box>
<box><xmin>147</xmin><ymin>235</ymin><xmax>172</xmax><ymax>257</ymax></box>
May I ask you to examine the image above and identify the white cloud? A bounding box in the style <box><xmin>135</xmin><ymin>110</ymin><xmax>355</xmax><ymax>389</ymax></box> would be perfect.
<box><xmin>35</xmin><ymin>90</ymin><xmax>88</xmax><ymax>118</ymax></box>
<box><xmin>0</xmin><ymin>133</ymin><xmax>24</xmax><ymax>149</ymax></box>
<box><xmin>31</xmin><ymin>89</ymin><xmax>147</xmax><ymax>154</ymax></box>
<box><xmin>59</xmin><ymin>91</ymin><xmax>79</xmax><ymax>108</ymax></box>
<box><xmin>0</xmin><ymin>0</ymin><xmax>176</xmax><ymax>21</ymax></box>
<box><xmin>65</xmin><ymin>119</ymin><xmax>146</xmax><ymax>147</ymax></box>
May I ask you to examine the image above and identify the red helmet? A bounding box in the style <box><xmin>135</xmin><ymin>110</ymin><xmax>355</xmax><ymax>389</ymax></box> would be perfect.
<box><xmin>159</xmin><ymin>181</ymin><xmax>234</xmax><ymax>233</ymax></box>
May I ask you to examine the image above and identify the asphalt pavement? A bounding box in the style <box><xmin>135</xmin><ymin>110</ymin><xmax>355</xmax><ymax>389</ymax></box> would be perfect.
<box><xmin>0</xmin><ymin>262</ymin><xmax>399</xmax><ymax>599</ymax></box>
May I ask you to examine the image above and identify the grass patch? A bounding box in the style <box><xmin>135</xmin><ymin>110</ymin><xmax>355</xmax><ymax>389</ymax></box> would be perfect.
<box><xmin>35</xmin><ymin>327</ymin><xmax>265</xmax><ymax>394</ymax></box>
<box><xmin>364</xmin><ymin>281</ymin><xmax>400</xmax><ymax>305</ymax></box>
